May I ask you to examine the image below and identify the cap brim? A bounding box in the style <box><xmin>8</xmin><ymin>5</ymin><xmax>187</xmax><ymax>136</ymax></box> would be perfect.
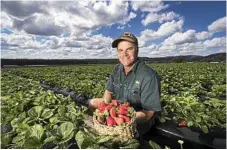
<box><xmin>112</xmin><ymin>37</ymin><xmax>136</xmax><ymax>48</ymax></box>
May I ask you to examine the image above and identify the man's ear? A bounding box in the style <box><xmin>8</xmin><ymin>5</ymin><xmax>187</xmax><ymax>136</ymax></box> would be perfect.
<box><xmin>136</xmin><ymin>47</ymin><xmax>139</xmax><ymax>56</ymax></box>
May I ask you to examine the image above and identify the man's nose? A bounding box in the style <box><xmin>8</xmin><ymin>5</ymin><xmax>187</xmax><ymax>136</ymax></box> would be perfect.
<box><xmin>123</xmin><ymin>50</ymin><xmax>128</xmax><ymax>56</ymax></box>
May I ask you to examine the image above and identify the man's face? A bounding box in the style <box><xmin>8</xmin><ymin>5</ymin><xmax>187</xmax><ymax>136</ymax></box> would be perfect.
<box><xmin>117</xmin><ymin>41</ymin><xmax>138</xmax><ymax>68</ymax></box>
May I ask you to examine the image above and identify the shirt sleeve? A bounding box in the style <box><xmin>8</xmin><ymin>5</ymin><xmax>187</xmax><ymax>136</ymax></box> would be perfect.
<box><xmin>140</xmin><ymin>72</ymin><xmax>162</xmax><ymax>112</ymax></box>
<box><xmin>106</xmin><ymin>64</ymin><xmax>119</xmax><ymax>93</ymax></box>
<box><xmin>106</xmin><ymin>73</ymin><xmax>114</xmax><ymax>93</ymax></box>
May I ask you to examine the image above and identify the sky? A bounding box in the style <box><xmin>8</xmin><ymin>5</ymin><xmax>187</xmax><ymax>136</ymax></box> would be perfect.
<box><xmin>1</xmin><ymin>0</ymin><xmax>226</xmax><ymax>59</ymax></box>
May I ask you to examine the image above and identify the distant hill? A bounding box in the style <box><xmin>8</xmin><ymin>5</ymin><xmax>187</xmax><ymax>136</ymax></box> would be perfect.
<box><xmin>140</xmin><ymin>52</ymin><xmax>226</xmax><ymax>63</ymax></box>
<box><xmin>1</xmin><ymin>52</ymin><xmax>226</xmax><ymax>66</ymax></box>
<box><xmin>201</xmin><ymin>52</ymin><xmax>226</xmax><ymax>62</ymax></box>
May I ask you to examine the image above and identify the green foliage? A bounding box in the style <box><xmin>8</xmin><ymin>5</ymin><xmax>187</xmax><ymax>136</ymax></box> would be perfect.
<box><xmin>1</xmin><ymin>62</ymin><xmax>226</xmax><ymax>148</ymax></box>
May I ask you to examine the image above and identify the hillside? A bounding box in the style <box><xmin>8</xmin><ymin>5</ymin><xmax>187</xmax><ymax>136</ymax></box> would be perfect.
<box><xmin>1</xmin><ymin>52</ymin><xmax>226</xmax><ymax>66</ymax></box>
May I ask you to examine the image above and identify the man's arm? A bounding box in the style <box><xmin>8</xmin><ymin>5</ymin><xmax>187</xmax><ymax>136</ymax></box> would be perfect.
<box><xmin>135</xmin><ymin>110</ymin><xmax>155</xmax><ymax>124</ymax></box>
<box><xmin>103</xmin><ymin>90</ymin><xmax>112</xmax><ymax>104</ymax></box>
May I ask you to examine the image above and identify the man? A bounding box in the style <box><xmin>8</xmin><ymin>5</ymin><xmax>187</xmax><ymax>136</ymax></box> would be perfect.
<box><xmin>87</xmin><ymin>32</ymin><xmax>162</xmax><ymax>135</ymax></box>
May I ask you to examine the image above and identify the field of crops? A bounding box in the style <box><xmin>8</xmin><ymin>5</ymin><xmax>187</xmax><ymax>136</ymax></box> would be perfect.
<box><xmin>1</xmin><ymin>62</ymin><xmax>226</xmax><ymax>148</ymax></box>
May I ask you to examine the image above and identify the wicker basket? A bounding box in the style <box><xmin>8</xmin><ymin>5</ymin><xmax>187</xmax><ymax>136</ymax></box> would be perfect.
<box><xmin>93</xmin><ymin>114</ymin><xmax>137</xmax><ymax>141</ymax></box>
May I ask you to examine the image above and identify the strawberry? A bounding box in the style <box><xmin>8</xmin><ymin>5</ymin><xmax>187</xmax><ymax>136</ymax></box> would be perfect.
<box><xmin>114</xmin><ymin>117</ymin><xmax>125</xmax><ymax>126</ymax></box>
<box><xmin>119</xmin><ymin>105</ymin><xmax>128</xmax><ymax>115</ymax></box>
<box><xmin>106</xmin><ymin>116</ymin><xmax>116</xmax><ymax>126</ymax></box>
<box><xmin>110</xmin><ymin>107</ymin><xmax>117</xmax><ymax>118</ymax></box>
<box><xmin>99</xmin><ymin>102</ymin><xmax>106</xmax><ymax>111</ymax></box>
<box><xmin>111</xmin><ymin>100</ymin><xmax>118</xmax><ymax>106</ymax></box>
<box><xmin>123</xmin><ymin>116</ymin><xmax>131</xmax><ymax>122</ymax></box>
<box><xmin>118</xmin><ymin>115</ymin><xmax>131</xmax><ymax>123</ymax></box>
<box><xmin>105</xmin><ymin>104</ymin><xmax>113</xmax><ymax>111</ymax></box>
<box><xmin>179</xmin><ymin>121</ymin><xmax>186</xmax><ymax>127</ymax></box>
<box><xmin>121</xmin><ymin>102</ymin><xmax>130</xmax><ymax>108</ymax></box>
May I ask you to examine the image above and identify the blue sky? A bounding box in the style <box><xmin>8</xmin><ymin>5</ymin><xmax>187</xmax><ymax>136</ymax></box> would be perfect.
<box><xmin>1</xmin><ymin>1</ymin><xmax>226</xmax><ymax>59</ymax></box>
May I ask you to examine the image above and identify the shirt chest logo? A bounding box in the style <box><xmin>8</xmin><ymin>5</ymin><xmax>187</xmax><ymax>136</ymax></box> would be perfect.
<box><xmin>134</xmin><ymin>80</ymin><xmax>141</xmax><ymax>88</ymax></box>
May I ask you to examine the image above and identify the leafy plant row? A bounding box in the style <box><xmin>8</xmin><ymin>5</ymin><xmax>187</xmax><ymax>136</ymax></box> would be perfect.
<box><xmin>1</xmin><ymin>72</ymin><xmax>141</xmax><ymax>149</ymax></box>
<box><xmin>1</xmin><ymin>63</ymin><xmax>226</xmax><ymax>134</ymax></box>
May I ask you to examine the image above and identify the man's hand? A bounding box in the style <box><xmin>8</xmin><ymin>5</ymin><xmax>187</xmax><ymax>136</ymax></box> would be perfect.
<box><xmin>103</xmin><ymin>90</ymin><xmax>112</xmax><ymax>104</ymax></box>
<box><xmin>135</xmin><ymin>110</ymin><xmax>155</xmax><ymax>124</ymax></box>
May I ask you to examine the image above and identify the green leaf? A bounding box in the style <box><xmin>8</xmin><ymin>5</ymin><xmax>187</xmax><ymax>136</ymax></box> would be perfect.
<box><xmin>149</xmin><ymin>140</ymin><xmax>162</xmax><ymax>149</ymax></box>
<box><xmin>41</xmin><ymin>108</ymin><xmax>54</xmax><ymax>119</ymax></box>
<box><xmin>57</xmin><ymin>122</ymin><xmax>74</xmax><ymax>139</ymax></box>
<box><xmin>75</xmin><ymin>130</ymin><xmax>86</xmax><ymax>149</ymax></box>
<box><xmin>58</xmin><ymin>131</ymin><xmax>75</xmax><ymax>144</ymax></box>
<box><xmin>28</xmin><ymin>106</ymin><xmax>43</xmax><ymax>118</ymax></box>
<box><xmin>16</xmin><ymin>123</ymin><xmax>30</xmax><ymax>133</ymax></box>
<box><xmin>195</xmin><ymin>116</ymin><xmax>201</xmax><ymax>123</ymax></box>
<box><xmin>12</xmin><ymin>134</ymin><xmax>25</xmax><ymax>145</ymax></box>
<box><xmin>1</xmin><ymin>132</ymin><xmax>15</xmax><ymax>147</ymax></box>
<box><xmin>159</xmin><ymin>117</ymin><xmax>166</xmax><ymax>123</ymax></box>
<box><xmin>11</xmin><ymin>118</ymin><xmax>21</xmax><ymax>128</ymax></box>
<box><xmin>120</xmin><ymin>139</ymin><xmax>140</xmax><ymax>149</ymax></box>
<box><xmin>30</xmin><ymin>124</ymin><xmax>44</xmax><ymax>140</ymax></box>
<box><xmin>24</xmin><ymin>136</ymin><xmax>42</xmax><ymax>149</ymax></box>
<box><xmin>43</xmin><ymin>136</ymin><xmax>56</xmax><ymax>144</ymax></box>
<box><xmin>87</xmin><ymin>144</ymin><xmax>105</xmax><ymax>149</ymax></box>
<box><xmin>187</xmin><ymin>121</ymin><xmax>194</xmax><ymax>127</ymax></box>
<box><xmin>201</xmin><ymin>125</ymin><xmax>209</xmax><ymax>133</ymax></box>
<box><xmin>80</xmin><ymin>137</ymin><xmax>94</xmax><ymax>149</ymax></box>
<box><xmin>96</xmin><ymin>136</ymin><xmax>113</xmax><ymax>144</ymax></box>
<box><xmin>49</xmin><ymin>116</ymin><xmax>59</xmax><ymax>124</ymax></box>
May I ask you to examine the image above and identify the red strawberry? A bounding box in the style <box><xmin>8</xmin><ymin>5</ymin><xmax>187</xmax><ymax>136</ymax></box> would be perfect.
<box><xmin>118</xmin><ymin>115</ymin><xmax>131</xmax><ymax>123</ymax></box>
<box><xmin>179</xmin><ymin>121</ymin><xmax>186</xmax><ymax>127</ymax></box>
<box><xmin>106</xmin><ymin>116</ymin><xmax>116</xmax><ymax>126</ymax></box>
<box><xmin>99</xmin><ymin>102</ymin><xmax>106</xmax><ymax>111</ymax></box>
<box><xmin>122</xmin><ymin>116</ymin><xmax>131</xmax><ymax>122</ymax></box>
<box><xmin>110</xmin><ymin>108</ymin><xmax>117</xmax><ymax>118</ymax></box>
<box><xmin>111</xmin><ymin>100</ymin><xmax>118</xmax><ymax>106</ymax></box>
<box><xmin>105</xmin><ymin>104</ymin><xmax>113</xmax><ymax>111</ymax></box>
<box><xmin>121</xmin><ymin>102</ymin><xmax>130</xmax><ymax>108</ymax></box>
<box><xmin>119</xmin><ymin>105</ymin><xmax>128</xmax><ymax>115</ymax></box>
<box><xmin>114</xmin><ymin>117</ymin><xmax>124</xmax><ymax>126</ymax></box>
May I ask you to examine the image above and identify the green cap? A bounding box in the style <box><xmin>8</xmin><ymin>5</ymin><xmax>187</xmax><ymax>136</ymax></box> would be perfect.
<box><xmin>112</xmin><ymin>32</ymin><xmax>138</xmax><ymax>48</ymax></box>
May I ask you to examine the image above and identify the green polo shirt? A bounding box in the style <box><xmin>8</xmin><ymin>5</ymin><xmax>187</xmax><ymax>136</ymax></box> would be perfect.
<box><xmin>106</xmin><ymin>58</ymin><xmax>162</xmax><ymax>112</ymax></box>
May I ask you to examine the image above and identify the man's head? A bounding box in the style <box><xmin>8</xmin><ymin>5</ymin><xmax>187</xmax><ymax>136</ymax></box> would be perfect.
<box><xmin>112</xmin><ymin>32</ymin><xmax>138</xmax><ymax>49</ymax></box>
<box><xmin>112</xmin><ymin>32</ymin><xmax>139</xmax><ymax>68</ymax></box>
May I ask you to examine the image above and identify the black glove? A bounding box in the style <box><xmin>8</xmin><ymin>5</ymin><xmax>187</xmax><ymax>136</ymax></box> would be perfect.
<box><xmin>71</xmin><ymin>93</ymin><xmax>89</xmax><ymax>106</ymax></box>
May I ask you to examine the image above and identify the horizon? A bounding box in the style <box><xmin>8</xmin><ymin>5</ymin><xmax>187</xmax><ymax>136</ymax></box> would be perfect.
<box><xmin>1</xmin><ymin>1</ymin><xmax>226</xmax><ymax>59</ymax></box>
<box><xmin>1</xmin><ymin>52</ymin><xmax>225</xmax><ymax>60</ymax></box>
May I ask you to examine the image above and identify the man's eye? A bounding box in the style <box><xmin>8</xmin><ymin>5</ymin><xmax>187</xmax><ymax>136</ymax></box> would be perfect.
<box><xmin>128</xmin><ymin>47</ymin><xmax>134</xmax><ymax>50</ymax></box>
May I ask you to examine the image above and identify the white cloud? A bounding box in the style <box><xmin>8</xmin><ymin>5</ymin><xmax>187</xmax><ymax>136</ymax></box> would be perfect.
<box><xmin>1</xmin><ymin>1</ymin><xmax>135</xmax><ymax>36</ymax></box>
<box><xmin>195</xmin><ymin>31</ymin><xmax>212</xmax><ymax>40</ymax></box>
<box><xmin>1</xmin><ymin>1</ymin><xmax>48</xmax><ymax>19</ymax></box>
<box><xmin>203</xmin><ymin>37</ymin><xmax>226</xmax><ymax>49</ymax></box>
<box><xmin>1</xmin><ymin>32</ymin><xmax>116</xmax><ymax>59</ymax></box>
<box><xmin>142</xmin><ymin>11</ymin><xmax>181</xmax><ymax>25</ymax></box>
<box><xmin>139</xmin><ymin>44</ymin><xmax>159</xmax><ymax>57</ymax></box>
<box><xmin>139</xmin><ymin>20</ymin><xmax>184</xmax><ymax>46</ymax></box>
<box><xmin>117</xmin><ymin>25</ymin><xmax>125</xmax><ymax>30</ymax></box>
<box><xmin>208</xmin><ymin>17</ymin><xmax>226</xmax><ymax>33</ymax></box>
<box><xmin>1</xmin><ymin>1</ymin><xmax>226</xmax><ymax>59</ymax></box>
<box><xmin>131</xmin><ymin>1</ymin><xmax>168</xmax><ymax>12</ymax></box>
<box><xmin>1</xmin><ymin>11</ymin><xmax>13</xmax><ymax>28</ymax></box>
<box><xmin>156</xmin><ymin>19</ymin><xmax>184</xmax><ymax>36</ymax></box>
<box><xmin>163</xmin><ymin>30</ymin><xmax>198</xmax><ymax>46</ymax></box>
<box><xmin>158</xmin><ymin>36</ymin><xmax>226</xmax><ymax>57</ymax></box>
